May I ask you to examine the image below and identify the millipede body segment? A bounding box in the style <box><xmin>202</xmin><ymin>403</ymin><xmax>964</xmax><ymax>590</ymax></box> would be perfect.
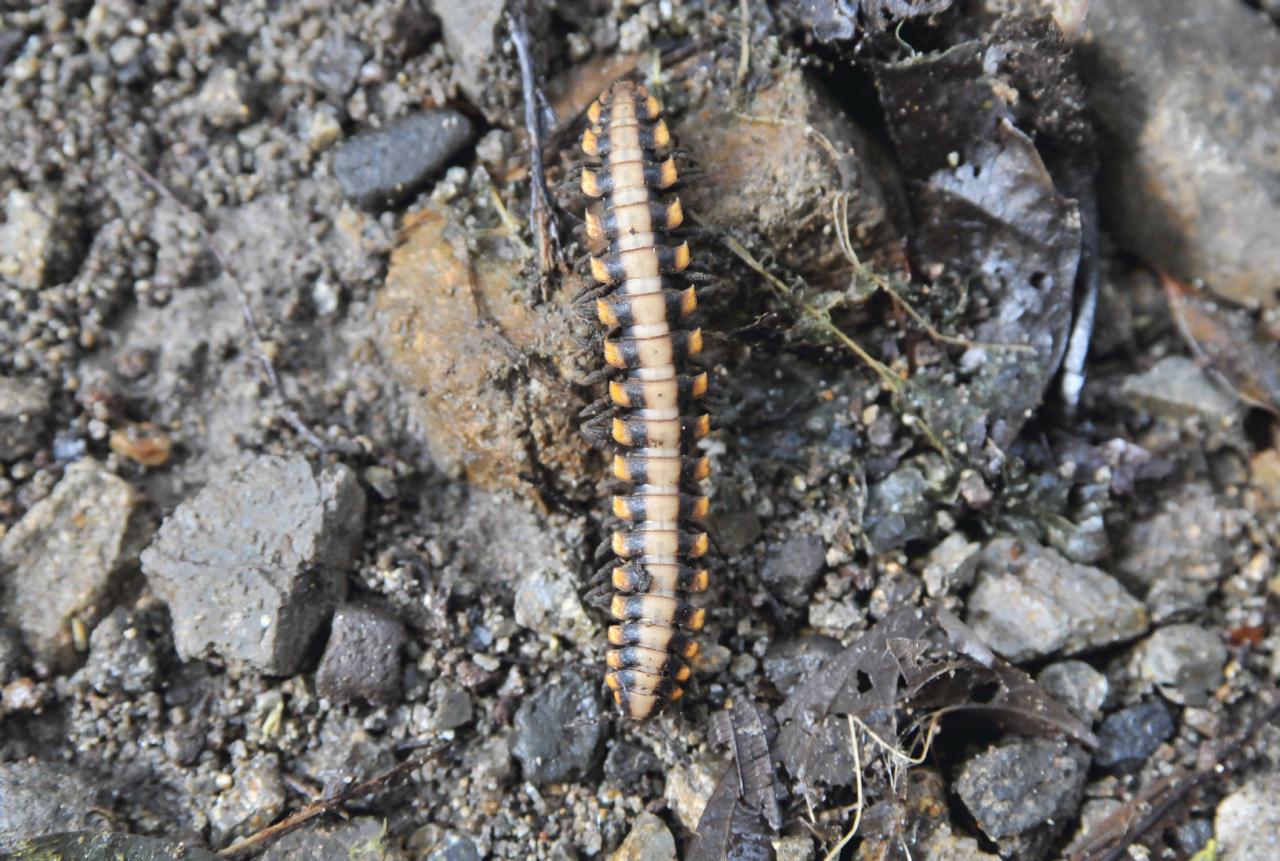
<box><xmin>581</xmin><ymin>81</ymin><xmax>710</xmax><ymax>720</ymax></box>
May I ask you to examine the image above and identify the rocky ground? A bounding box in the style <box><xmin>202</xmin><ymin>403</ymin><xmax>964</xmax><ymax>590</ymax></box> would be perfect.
<box><xmin>2</xmin><ymin>1</ymin><xmax>1280</xmax><ymax>860</ymax></box>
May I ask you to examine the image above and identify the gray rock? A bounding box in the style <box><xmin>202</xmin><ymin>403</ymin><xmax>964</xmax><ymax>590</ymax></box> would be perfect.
<box><xmin>0</xmin><ymin>189</ymin><xmax>79</xmax><ymax>290</ymax></box>
<box><xmin>1036</xmin><ymin>660</ymin><xmax>1108</xmax><ymax>723</ymax></box>
<box><xmin>1094</xmin><ymin>701</ymin><xmax>1174</xmax><ymax>771</ymax></box>
<box><xmin>922</xmin><ymin>533</ymin><xmax>981</xmax><ymax>598</ymax></box>
<box><xmin>762</xmin><ymin>635</ymin><xmax>842</xmax><ymax>698</ymax></box>
<box><xmin>0</xmin><ymin>376</ymin><xmax>50</xmax><ymax>461</ymax></box>
<box><xmin>611</xmin><ymin>811</ymin><xmax>676</xmax><ymax>861</ymax></box>
<box><xmin>1175</xmin><ymin>819</ymin><xmax>1214</xmax><ymax>857</ymax></box>
<box><xmin>332</xmin><ymin>110</ymin><xmax>474</xmax><ymax>210</ymax></box>
<box><xmin>772</xmin><ymin>835</ymin><xmax>818</xmax><ymax>861</ymax></box>
<box><xmin>864</xmin><ymin>465</ymin><xmax>934</xmax><ymax>552</ymax></box>
<box><xmin>315</xmin><ymin>603</ymin><xmax>406</xmax><ymax>705</ymax></box>
<box><xmin>312</xmin><ymin>37</ymin><xmax>367</xmax><ymax>103</ymax></box>
<box><xmin>1119</xmin><ymin>483</ymin><xmax>1233</xmax><ymax>623</ymax></box>
<box><xmin>966</xmin><ymin>538</ymin><xmax>1149</xmax><ymax>663</ymax></box>
<box><xmin>198</xmin><ymin>67</ymin><xmax>254</xmax><ymax>127</ymax></box>
<box><xmin>424</xmin><ymin>832</ymin><xmax>481</xmax><ymax>861</ymax></box>
<box><xmin>427</xmin><ymin>678</ymin><xmax>473</xmax><ymax>732</ymax></box>
<box><xmin>0</xmin><ymin>760</ymin><xmax>106</xmax><ymax>852</ymax></box>
<box><xmin>0</xmin><ymin>459</ymin><xmax>149</xmax><ymax>668</ymax></box>
<box><xmin>76</xmin><ymin>607</ymin><xmax>160</xmax><ymax>694</ymax></box>
<box><xmin>1080</xmin><ymin>0</ymin><xmax>1280</xmax><ymax>310</ymax></box>
<box><xmin>955</xmin><ymin>739</ymin><xmax>1088</xmax><ymax>860</ymax></box>
<box><xmin>435</xmin><ymin>0</ymin><xmax>507</xmax><ymax>119</ymax></box>
<box><xmin>1215</xmin><ymin>770</ymin><xmax>1280</xmax><ymax>861</ymax></box>
<box><xmin>604</xmin><ymin>741</ymin><xmax>662</xmax><ymax>784</ymax></box>
<box><xmin>1131</xmin><ymin>624</ymin><xmax>1227</xmax><ymax>706</ymax></box>
<box><xmin>511</xmin><ymin>671</ymin><xmax>604</xmax><ymax>785</ymax></box>
<box><xmin>141</xmin><ymin>455</ymin><xmax>366</xmax><ymax>675</ymax></box>
<box><xmin>207</xmin><ymin>755</ymin><xmax>286</xmax><ymax>843</ymax></box>
<box><xmin>1121</xmin><ymin>357</ymin><xmax>1241</xmax><ymax>424</ymax></box>
<box><xmin>760</xmin><ymin>533</ymin><xmax>826</xmax><ymax>607</ymax></box>
<box><xmin>514</xmin><ymin>566</ymin><xmax>595</xmax><ymax>646</ymax></box>
<box><xmin>262</xmin><ymin>816</ymin><xmax>404</xmax><ymax>861</ymax></box>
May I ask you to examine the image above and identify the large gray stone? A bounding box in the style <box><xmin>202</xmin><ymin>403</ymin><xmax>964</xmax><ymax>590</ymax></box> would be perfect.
<box><xmin>332</xmin><ymin>110</ymin><xmax>474</xmax><ymax>209</ymax></box>
<box><xmin>0</xmin><ymin>761</ymin><xmax>106</xmax><ymax>852</ymax></box>
<box><xmin>1079</xmin><ymin>0</ymin><xmax>1280</xmax><ymax>309</ymax></box>
<box><xmin>141</xmin><ymin>454</ymin><xmax>365</xmax><ymax>675</ymax></box>
<box><xmin>1216</xmin><ymin>770</ymin><xmax>1280</xmax><ymax>861</ymax></box>
<box><xmin>0</xmin><ymin>459</ymin><xmax>148</xmax><ymax>668</ymax></box>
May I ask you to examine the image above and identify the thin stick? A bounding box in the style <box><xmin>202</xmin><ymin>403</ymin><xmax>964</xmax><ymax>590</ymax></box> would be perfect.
<box><xmin>735</xmin><ymin>0</ymin><xmax>751</xmax><ymax>88</ymax></box>
<box><xmin>509</xmin><ymin>3</ymin><xmax>560</xmax><ymax>286</ymax></box>
<box><xmin>114</xmin><ymin>145</ymin><xmax>329</xmax><ymax>453</ymax></box>
<box><xmin>218</xmin><ymin>741</ymin><xmax>453</xmax><ymax>857</ymax></box>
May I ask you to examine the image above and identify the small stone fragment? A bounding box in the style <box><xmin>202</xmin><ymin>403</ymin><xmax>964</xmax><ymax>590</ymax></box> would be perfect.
<box><xmin>1121</xmin><ymin>356</ymin><xmax>1241</xmax><ymax>423</ymax></box>
<box><xmin>427</xmin><ymin>678</ymin><xmax>473</xmax><ymax>732</ymax></box>
<box><xmin>922</xmin><ymin>533</ymin><xmax>981</xmax><ymax>598</ymax></box>
<box><xmin>864</xmin><ymin>464</ymin><xmax>935</xmax><ymax>552</ymax></box>
<box><xmin>0</xmin><ymin>190</ymin><xmax>78</xmax><ymax>290</ymax></box>
<box><xmin>514</xmin><ymin>567</ymin><xmax>595</xmax><ymax>645</ymax></box>
<box><xmin>76</xmin><ymin>607</ymin><xmax>159</xmax><ymax>694</ymax></box>
<box><xmin>0</xmin><ymin>376</ymin><xmax>50</xmax><ymax>461</ymax></box>
<box><xmin>604</xmin><ymin>741</ymin><xmax>662</xmax><ymax>784</ymax></box>
<box><xmin>1215</xmin><ymin>770</ymin><xmax>1280</xmax><ymax>861</ymax></box>
<box><xmin>141</xmin><ymin>455</ymin><xmax>366</xmax><ymax>675</ymax></box>
<box><xmin>1093</xmin><ymin>701</ymin><xmax>1175</xmax><ymax>771</ymax></box>
<box><xmin>664</xmin><ymin>754</ymin><xmax>722</xmax><ymax>830</ymax></box>
<box><xmin>610</xmin><ymin>811</ymin><xmax>676</xmax><ymax>861</ymax></box>
<box><xmin>0</xmin><ymin>761</ymin><xmax>106</xmax><ymax>852</ymax></box>
<box><xmin>312</xmin><ymin>37</ymin><xmax>368</xmax><ymax>103</ymax></box>
<box><xmin>207</xmin><ymin>756</ymin><xmax>286</xmax><ymax>843</ymax></box>
<box><xmin>262</xmin><ymin>816</ymin><xmax>405</xmax><ymax>861</ymax></box>
<box><xmin>198</xmin><ymin>67</ymin><xmax>254</xmax><ymax>127</ymax></box>
<box><xmin>511</xmin><ymin>671</ymin><xmax>603</xmax><ymax>785</ymax></box>
<box><xmin>966</xmin><ymin>538</ymin><xmax>1148</xmax><ymax>662</ymax></box>
<box><xmin>773</xmin><ymin>835</ymin><xmax>818</xmax><ymax>861</ymax></box>
<box><xmin>332</xmin><ymin>110</ymin><xmax>474</xmax><ymax>210</ymax></box>
<box><xmin>424</xmin><ymin>833</ymin><xmax>481</xmax><ymax>861</ymax></box>
<box><xmin>0</xmin><ymin>459</ymin><xmax>148</xmax><ymax>668</ymax></box>
<box><xmin>1131</xmin><ymin>623</ymin><xmax>1227</xmax><ymax>706</ymax></box>
<box><xmin>759</xmin><ymin>533</ymin><xmax>827</xmax><ymax>607</ymax></box>
<box><xmin>1036</xmin><ymin>660</ymin><xmax>1108</xmax><ymax>723</ymax></box>
<box><xmin>955</xmin><ymin>739</ymin><xmax>1088</xmax><ymax>860</ymax></box>
<box><xmin>315</xmin><ymin>604</ymin><xmax>407</xmax><ymax>705</ymax></box>
<box><xmin>434</xmin><ymin>0</ymin><xmax>507</xmax><ymax>120</ymax></box>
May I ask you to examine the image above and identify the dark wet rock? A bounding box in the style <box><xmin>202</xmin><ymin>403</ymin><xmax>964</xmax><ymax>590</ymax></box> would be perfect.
<box><xmin>762</xmin><ymin>635</ymin><xmax>842</xmax><ymax>698</ymax></box>
<box><xmin>966</xmin><ymin>538</ymin><xmax>1148</xmax><ymax>662</ymax></box>
<box><xmin>760</xmin><ymin>533</ymin><xmax>827</xmax><ymax>607</ymax></box>
<box><xmin>0</xmin><ymin>760</ymin><xmax>107</xmax><ymax>852</ymax></box>
<box><xmin>332</xmin><ymin>110</ymin><xmax>474</xmax><ymax>210</ymax></box>
<box><xmin>1131</xmin><ymin>623</ymin><xmax>1227</xmax><ymax>707</ymax></box>
<box><xmin>1121</xmin><ymin>356</ymin><xmax>1242</xmax><ymax>424</ymax></box>
<box><xmin>312</xmin><ymin>37</ymin><xmax>367</xmax><ymax>104</ymax></box>
<box><xmin>76</xmin><ymin>607</ymin><xmax>160</xmax><ymax>694</ymax></box>
<box><xmin>141</xmin><ymin>455</ymin><xmax>365</xmax><ymax>675</ymax></box>
<box><xmin>208</xmin><ymin>755</ymin><xmax>286</xmax><ymax>843</ymax></box>
<box><xmin>922</xmin><ymin>533</ymin><xmax>981</xmax><ymax>598</ymax></box>
<box><xmin>262</xmin><ymin>816</ymin><xmax>404</xmax><ymax>861</ymax></box>
<box><xmin>1079</xmin><ymin>0</ymin><xmax>1280</xmax><ymax>309</ymax></box>
<box><xmin>0</xmin><ymin>459</ymin><xmax>149</xmax><ymax>669</ymax></box>
<box><xmin>1215</xmin><ymin>770</ymin><xmax>1280</xmax><ymax>861</ymax></box>
<box><xmin>612</xmin><ymin>811</ymin><xmax>677</xmax><ymax>861</ymax></box>
<box><xmin>604</xmin><ymin>741</ymin><xmax>662</xmax><ymax>785</ymax></box>
<box><xmin>1094</xmin><ymin>701</ymin><xmax>1175</xmax><ymax>771</ymax></box>
<box><xmin>9</xmin><ymin>833</ymin><xmax>220</xmax><ymax>861</ymax></box>
<box><xmin>1118</xmin><ymin>483</ymin><xmax>1235</xmax><ymax>623</ymax></box>
<box><xmin>315</xmin><ymin>603</ymin><xmax>407</xmax><ymax>705</ymax></box>
<box><xmin>864</xmin><ymin>464</ymin><xmax>934</xmax><ymax>552</ymax></box>
<box><xmin>434</xmin><ymin>0</ymin><xmax>509</xmax><ymax>121</ymax></box>
<box><xmin>0</xmin><ymin>376</ymin><xmax>50</xmax><ymax>461</ymax></box>
<box><xmin>511</xmin><ymin>671</ymin><xmax>604</xmax><ymax>785</ymax></box>
<box><xmin>955</xmin><ymin>738</ymin><xmax>1088</xmax><ymax>860</ymax></box>
<box><xmin>1036</xmin><ymin>660</ymin><xmax>1108</xmax><ymax>723</ymax></box>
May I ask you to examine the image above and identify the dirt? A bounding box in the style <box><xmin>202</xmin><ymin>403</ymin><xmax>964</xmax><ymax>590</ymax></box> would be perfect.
<box><xmin>2</xmin><ymin>2</ymin><xmax>1279</xmax><ymax>860</ymax></box>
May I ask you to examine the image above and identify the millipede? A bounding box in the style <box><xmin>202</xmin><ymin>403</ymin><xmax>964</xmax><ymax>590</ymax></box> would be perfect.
<box><xmin>578</xmin><ymin>80</ymin><xmax>711</xmax><ymax>721</ymax></box>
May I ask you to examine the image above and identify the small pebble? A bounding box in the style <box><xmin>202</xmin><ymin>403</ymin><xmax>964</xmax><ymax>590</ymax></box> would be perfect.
<box><xmin>1094</xmin><ymin>701</ymin><xmax>1175</xmax><ymax>771</ymax></box>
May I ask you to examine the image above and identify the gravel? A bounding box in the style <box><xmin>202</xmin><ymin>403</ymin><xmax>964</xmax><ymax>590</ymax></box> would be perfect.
<box><xmin>0</xmin><ymin>459</ymin><xmax>148</xmax><ymax>668</ymax></box>
<box><xmin>141</xmin><ymin>454</ymin><xmax>366</xmax><ymax>675</ymax></box>
<box><xmin>315</xmin><ymin>603</ymin><xmax>407</xmax><ymax>705</ymax></box>
<box><xmin>1093</xmin><ymin>701</ymin><xmax>1176</xmax><ymax>771</ymax></box>
<box><xmin>332</xmin><ymin>110</ymin><xmax>475</xmax><ymax>209</ymax></box>
<box><xmin>966</xmin><ymin>538</ymin><xmax>1149</xmax><ymax>662</ymax></box>
<box><xmin>0</xmin><ymin>375</ymin><xmax>49</xmax><ymax>461</ymax></box>
<box><xmin>75</xmin><ymin>606</ymin><xmax>160</xmax><ymax>694</ymax></box>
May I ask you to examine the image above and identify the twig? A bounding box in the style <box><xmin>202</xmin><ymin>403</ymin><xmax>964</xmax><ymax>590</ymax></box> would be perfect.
<box><xmin>822</xmin><ymin>715</ymin><xmax>865</xmax><ymax>861</ymax></box>
<box><xmin>735</xmin><ymin>0</ymin><xmax>751</xmax><ymax>88</ymax></box>
<box><xmin>509</xmin><ymin>3</ymin><xmax>560</xmax><ymax>288</ymax></box>
<box><xmin>218</xmin><ymin>741</ymin><xmax>453</xmax><ymax>857</ymax></box>
<box><xmin>114</xmin><ymin>145</ymin><xmax>330</xmax><ymax>453</ymax></box>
